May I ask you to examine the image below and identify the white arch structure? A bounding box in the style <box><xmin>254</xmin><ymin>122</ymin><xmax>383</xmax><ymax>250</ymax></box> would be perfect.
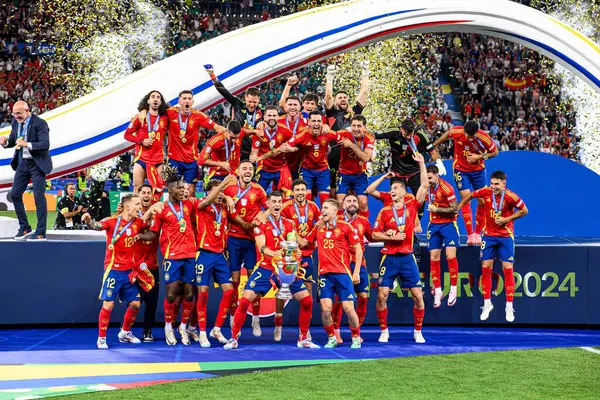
<box><xmin>1</xmin><ymin>0</ymin><xmax>599</xmax><ymax>190</ymax></box>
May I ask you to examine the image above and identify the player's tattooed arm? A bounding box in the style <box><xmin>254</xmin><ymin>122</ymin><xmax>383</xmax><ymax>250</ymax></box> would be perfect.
<box><xmin>429</xmin><ymin>200</ymin><xmax>458</xmax><ymax>214</ymax></box>
<box><xmin>81</xmin><ymin>213</ymin><xmax>103</xmax><ymax>231</ymax></box>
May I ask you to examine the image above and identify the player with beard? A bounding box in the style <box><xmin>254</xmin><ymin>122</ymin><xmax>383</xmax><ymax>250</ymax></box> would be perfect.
<box><xmin>205</xmin><ymin>65</ymin><xmax>263</xmax><ymax>159</ymax></box>
<box><xmin>224</xmin><ymin>190</ymin><xmax>319</xmax><ymax>350</ymax></box>
<box><xmin>454</xmin><ymin>171</ymin><xmax>527</xmax><ymax>322</ymax></box>
<box><xmin>277</xmin><ymin>94</ymin><xmax>308</xmax><ymax>180</ymax></box>
<box><xmin>193</xmin><ymin>177</ymin><xmax>238</xmax><ymax>347</ymax></box>
<box><xmin>324</xmin><ymin>65</ymin><xmax>370</xmax><ymax>199</ymax></box>
<box><xmin>331</xmin><ymin>194</ymin><xmax>372</xmax><ymax>343</ymax></box>
<box><xmin>134</xmin><ymin>184</ymin><xmax>161</xmax><ymax>342</ymax></box>
<box><xmin>334</xmin><ymin>115</ymin><xmax>374</xmax><ymax>217</ymax></box>
<box><xmin>249</xmin><ymin>105</ymin><xmax>294</xmax><ymax>193</ymax></box>
<box><xmin>198</xmin><ymin>121</ymin><xmax>243</xmax><ymax>182</ymax></box>
<box><xmin>306</xmin><ymin>199</ymin><xmax>363</xmax><ymax>349</ymax></box>
<box><xmin>277</xmin><ymin>179</ymin><xmax>321</xmax><ymax>341</ymax></box>
<box><xmin>434</xmin><ymin>120</ymin><xmax>499</xmax><ymax>245</ymax></box>
<box><xmin>278</xmin><ymin>111</ymin><xmax>339</xmax><ymax>206</ymax></box>
<box><xmin>124</xmin><ymin>90</ymin><xmax>169</xmax><ymax>199</ymax></box>
<box><xmin>372</xmin><ymin>152</ymin><xmax>429</xmax><ymax>344</ymax></box>
<box><xmin>221</xmin><ymin>160</ymin><xmax>269</xmax><ymax>340</ymax></box>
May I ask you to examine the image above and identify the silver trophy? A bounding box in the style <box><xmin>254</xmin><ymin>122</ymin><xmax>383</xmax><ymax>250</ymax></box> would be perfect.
<box><xmin>276</xmin><ymin>241</ymin><xmax>299</xmax><ymax>300</ymax></box>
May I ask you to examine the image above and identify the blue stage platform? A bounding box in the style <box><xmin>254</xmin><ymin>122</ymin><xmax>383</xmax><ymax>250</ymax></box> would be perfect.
<box><xmin>1</xmin><ymin>236</ymin><xmax>599</xmax><ymax>326</ymax></box>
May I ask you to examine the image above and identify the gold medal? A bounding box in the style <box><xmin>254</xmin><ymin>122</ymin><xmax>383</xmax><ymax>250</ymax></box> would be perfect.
<box><xmin>215</xmin><ymin>230</ymin><xmax>221</xmax><ymax>237</ymax></box>
<box><xmin>108</xmin><ymin>243</ymin><xmax>114</xmax><ymax>250</ymax></box>
<box><xmin>149</xmin><ymin>131</ymin><xmax>155</xmax><ymax>140</ymax></box>
<box><xmin>399</xmin><ymin>225</ymin><xmax>405</xmax><ymax>232</ymax></box>
<box><xmin>181</xmin><ymin>137</ymin><xmax>187</xmax><ymax>143</ymax></box>
<box><xmin>180</xmin><ymin>226</ymin><xmax>186</xmax><ymax>233</ymax></box>
<box><xmin>180</xmin><ymin>129</ymin><xmax>186</xmax><ymax>136</ymax></box>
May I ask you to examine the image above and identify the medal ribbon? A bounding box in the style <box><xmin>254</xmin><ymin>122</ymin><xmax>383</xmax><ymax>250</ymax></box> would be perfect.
<box><xmin>407</xmin><ymin>135</ymin><xmax>419</xmax><ymax>154</ymax></box>
<box><xmin>265</xmin><ymin>127</ymin><xmax>277</xmax><ymax>150</ymax></box>
<box><xmin>111</xmin><ymin>216</ymin><xmax>134</xmax><ymax>247</ymax></box>
<box><xmin>225</xmin><ymin>139</ymin><xmax>235</xmax><ymax>161</ymax></box>
<box><xmin>234</xmin><ymin>182</ymin><xmax>252</xmax><ymax>203</ymax></box>
<box><xmin>344</xmin><ymin>213</ymin><xmax>357</xmax><ymax>223</ymax></box>
<box><xmin>167</xmin><ymin>201</ymin><xmax>185</xmax><ymax>226</ymax></box>
<box><xmin>428</xmin><ymin>183</ymin><xmax>439</xmax><ymax>204</ymax></box>
<box><xmin>178</xmin><ymin>111</ymin><xmax>189</xmax><ymax>137</ymax></box>
<box><xmin>294</xmin><ymin>201</ymin><xmax>309</xmax><ymax>225</ymax></box>
<box><xmin>18</xmin><ymin>118</ymin><xmax>31</xmax><ymax>140</ymax></box>
<box><xmin>268</xmin><ymin>215</ymin><xmax>285</xmax><ymax>238</ymax></box>
<box><xmin>351</xmin><ymin>133</ymin><xmax>365</xmax><ymax>151</ymax></box>
<box><xmin>492</xmin><ymin>190</ymin><xmax>505</xmax><ymax>217</ymax></box>
<box><xmin>285</xmin><ymin>116</ymin><xmax>300</xmax><ymax>135</ymax></box>
<box><xmin>246</xmin><ymin>110</ymin><xmax>257</xmax><ymax>128</ymax></box>
<box><xmin>146</xmin><ymin>113</ymin><xmax>160</xmax><ymax>134</ymax></box>
<box><xmin>326</xmin><ymin>218</ymin><xmax>337</xmax><ymax>230</ymax></box>
<box><xmin>211</xmin><ymin>204</ymin><xmax>223</xmax><ymax>230</ymax></box>
<box><xmin>392</xmin><ymin>204</ymin><xmax>407</xmax><ymax>229</ymax></box>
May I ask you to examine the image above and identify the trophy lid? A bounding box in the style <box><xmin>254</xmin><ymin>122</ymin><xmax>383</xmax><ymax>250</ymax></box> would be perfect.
<box><xmin>280</xmin><ymin>240</ymin><xmax>299</xmax><ymax>250</ymax></box>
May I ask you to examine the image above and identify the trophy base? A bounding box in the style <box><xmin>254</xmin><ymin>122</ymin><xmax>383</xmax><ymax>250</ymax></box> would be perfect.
<box><xmin>276</xmin><ymin>289</ymin><xmax>293</xmax><ymax>300</ymax></box>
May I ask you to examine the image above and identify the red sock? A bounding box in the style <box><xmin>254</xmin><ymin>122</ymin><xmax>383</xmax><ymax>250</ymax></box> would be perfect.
<box><xmin>98</xmin><ymin>307</ymin><xmax>111</xmax><ymax>338</ymax></box>
<box><xmin>430</xmin><ymin>259</ymin><xmax>441</xmax><ymax>289</ymax></box>
<box><xmin>164</xmin><ymin>299</ymin><xmax>175</xmax><ymax>324</ymax></box>
<box><xmin>122</xmin><ymin>306</ymin><xmax>139</xmax><ymax>331</ymax></box>
<box><xmin>173</xmin><ymin>296</ymin><xmax>183</xmax><ymax>322</ymax></box>
<box><xmin>462</xmin><ymin>203</ymin><xmax>474</xmax><ymax>235</ymax></box>
<box><xmin>196</xmin><ymin>292</ymin><xmax>208</xmax><ymax>331</ymax></box>
<box><xmin>274</xmin><ymin>313</ymin><xmax>283</xmax><ymax>327</ymax></box>
<box><xmin>448</xmin><ymin>257</ymin><xmax>459</xmax><ymax>287</ymax></box>
<box><xmin>413</xmin><ymin>307</ymin><xmax>425</xmax><ymax>331</ymax></box>
<box><xmin>190</xmin><ymin>301</ymin><xmax>198</xmax><ymax>327</ymax></box>
<box><xmin>318</xmin><ymin>192</ymin><xmax>329</xmax><ymax>207</ymax></box>
<box><xmin>231</xmin><ymin>297</ymin><xmax>251</xmax><ymax>339</ymax></box>
<box><xmin>356</xmin><ymin>297</ymin><xmax>368</xmax><ymax>326</ymax></box>
<box><xmin>324</xmin><ymin>323</ymin><xmax>335</xmax><ymax>337</ymax></box>
<box><xmin>181</xmin><ymin>299</ymin><xmax>194</xmax><ymax>325</ymax></box>
<box><xmin>230</xmin><ymin>281</ymin><xmax>240</xmax><ymax>317</ymax></box>
<box><xmin>359</xmin><ymin>209</ymin><xmax>370</xmax><ymax>218</ymax></box>
<box><xmin>504</xmin><ymin>268</ymin><xmax>515</xmax><ymax>302</ymax></box>
<box><xmin>475</xmin><ymin>206</ymin><xmax>485</xmax><ymax>235</ymax></box>
<box><xmin>332</xmin><ymin>302</ymin><xmax>343</xmax><ymax>330</ymax></box>
<box><xmin>298</xmin><ymin>296</ymin><xmax>313</xmax><ymax>340</ymax></box>
<box><xmin>215</xmin><ymin>289</ymin><xmax>233</xmax><ymax>328</ymax></box>
<box><xmin>481</xmin><ymin>267</ymin><xmax>492</xmax><ymax>300</ymax></box>
<box><xmin>252</xmin><ymin>297</ymin><xmax>261</xmax><ymax>317</ymax></box>
<box><xmin>350</xmin><ymin>326</ymin><xmax>360</xmax><ymax>338</ymax></box>
<box><xmin>376</xmin><ymin>307</ymin><xmax>388</xmax><ymax>330</ymax></box>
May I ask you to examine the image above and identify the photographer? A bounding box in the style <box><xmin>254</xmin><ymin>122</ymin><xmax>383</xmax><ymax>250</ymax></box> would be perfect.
<box><xmin>54</xmin><ymin>183</ymin><xmax>84</xmax><ymax>230</ymax></box>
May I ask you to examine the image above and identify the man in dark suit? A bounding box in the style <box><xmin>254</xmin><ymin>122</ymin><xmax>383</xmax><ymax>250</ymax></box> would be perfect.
<box><xmin>0</xmin><ymin>101</ymin><xmax>53</xmax><ymax>240</ymax></box>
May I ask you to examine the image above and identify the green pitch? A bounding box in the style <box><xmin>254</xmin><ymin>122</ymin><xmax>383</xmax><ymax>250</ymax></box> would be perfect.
<box><xmin>70</xmin><ymin>348</ymin><xmax>600</xmax><ymax>400</ymax></box>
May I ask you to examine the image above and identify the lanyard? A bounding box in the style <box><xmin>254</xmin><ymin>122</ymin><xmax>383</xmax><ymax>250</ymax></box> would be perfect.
<box><xmin>285</xmin><ymin>116</ymin><xmax>300</xmax><ymax>135</ymax></box>
<box><xmin>167</xmin><ymin>200</ymin><xmax>186</xmax><ymax>232</ymax></box>
<box><xmin>110</xmin><ymin>216</ymin><xmax>134</xmax><ymax>250</ymax></box>
<box><xmin>392</xmin><ymin>203</ymin><xmax>407</xmax><ymax>228</ymax></box>
<box><xmin>428</xmin><ymin>183</ymin><xmax>439</xmax><ymax>204</ymax></box>
<box><xmin>265</xmin><ymin>127</ymin><xmax>277</xmax><ymax>150</ymax></box>
<box><xmin>351</xmin><ymin>133</ymin><xmax>364</xmax><ymax>151</ymax></box>
<box><xmin>234</xmin><ymin>182</ymin><xmax>252</xmax><ymax>203</ymax></box>
<box><xmin>18</xmin><ymin>118</ymin><xmax>31</xmax><ymax>139</ymax></box>
<box><xmin>492</xmin><ymin>190</ymin><xmax>505</xmax><ymax>216</ymax></box>
<box><xmin>344</xmin><ymin>213</ymin><xmax>357</xmax><ymax>223</ymax></box>
<box><xmin>268</xmin><ymin>215</ymin><xmax>284</xmax><ymax>238</ymax></box>
<box><xmin>225</xmin><ymin>139</ymin><xmax>235</xmax><ymax>161</ymax></box>
<box><xmin>246</xmin><ymin>110</ymin><xmax>257</xmax><ymax>128</ymax></box>
<box><xmin>407</xmin><ymin>135</ymin><xmax>419</xmax><ymax>154</ymax></box>
<box><xmin>325</xmin><ymin>218</ymin><xmax>337</xmax><ymax>230</ymax></box>
<box><xmin>211</xmin><ymin>204</ymin><xmax>223</xmax><ymax>227</ymax></box>
<box><xmin>294</xmin><ymin>201</ymin><xmax>309</xmax><ymax>224</ymax></box>
<box><xmin>146</xmin><ymin>113</ymin><xmax>160</xmax><ymax>133</ymax></box>
<box><xmin>178</xmin><ymin>111</ymin><xmax>189</xmax><ymax>137</ymax></box>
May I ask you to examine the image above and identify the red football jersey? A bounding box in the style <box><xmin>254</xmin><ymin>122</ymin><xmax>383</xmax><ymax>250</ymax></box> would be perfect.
<box><xmin>449</xmin><ymin>127</ymin><xmax>497</xmax><ymax>173</ymax></box>
<box><xmin>252</xmin><ymin>124</ymin><xmax>294</xmax><ymax>172</ymax></box>
<box><xmin>167</xmin><ymin>108</ymin><xmax>216</xmax><ymax>163</ymax></box>
<box><xmin>428</xmin><ymin>178</ymin><xmax>458</xmax><ymax>224</ymax></box>
<box><xmin>196</xmin><ymin>200</ymin><xmax>235</xmax><ymax>253</ymax></box>
<box><xmin>100</xmin><ymin>216</ymin><xmax>146</xmax><ymax>271</ymax></box>
<box><xmin>343</xmin><ymin>214</ymin><xmax>372</xmax><ymax>266</ymax></box>
<box><xmin>373</xmin><ymin>195</ymin><xmax>421</xmax><ymax>255</ymax></box>
<box><xmin>223</xmin><ymin>182</ymin><xmax>268</xmax><ymax>241</ymax></box>
<box><xmin>124</xmin><ymin>113</ymin><xmax>167</xmax><ymax>164</ymax></box>
<box><xmin>198</xmin><ymin>132</ymin><xmax>244</xmax><ymax>178</ymax></box>
<box><xmin>472</xmin><ymin>187</ymin><xmax>525</xmax><ymax>237</ymax></box>
<box><xmin>150</xmin><ymin>199</ymin><xmax>197</xmax><ymax>259</ymax></box>
<box><xmin>337</xmin><ymin>130</ymin><xmax>375</xmax><ymax>175</ymax></box>
<box><xmin>315</xmin><ymin>220</ymin><xmax>360</xmax><ymax>275</ymax></box>
<box><xmin>253</xmin><ymin>216</ymin><xmax>297</xmax><ymax>271</ymax></box>
<box><xmin>134</xmin><ymin>208</ymin><xmax>159</xmax><ymax>270</ymax></box>
<box><xmin>279</xmin><ymin>116</ymin><xmax>308</xmax><ymax>173</ymax></box>
<box><xmin>287</xmin><ymin>130</ymin><xmax>339</xmax><ymax>171</ymax></box>
<box><xmin>281</xmin><ymin>199</ymin><xmax>320</xmax><ymax>257</ymax></box>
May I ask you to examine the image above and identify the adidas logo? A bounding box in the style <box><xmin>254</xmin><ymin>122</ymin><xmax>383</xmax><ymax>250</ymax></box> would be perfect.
<box><xmin>509</xmin><ymin>257</ymin><xmax>514</xmax><ymax>261</ymax></box>
<box><xmin>449</xmin><ymin>241</ymin><xmax>455</xmax><ymax>245</ymax></box>
<box><xmin>348</xmin><ymin>294</ymin><xmax>354</xmax><ymax>299</ymax></box>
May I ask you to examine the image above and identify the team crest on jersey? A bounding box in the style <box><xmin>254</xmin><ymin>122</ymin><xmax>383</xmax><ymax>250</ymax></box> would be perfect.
<box><xmin>106</xmin><ymin>289</ymin><xmax>113</xmax><ymax>297</ymax></box>
<box><xmin>334</xmin><ymin>228</ymin><xmax>340</xmax><ymax>235</ymax></box>
<box><xmin>249</xmin><ymin>193</ymin><xmax>257</xmax><ymax>202</ymax></box>
<box><xmin>184</xmin><ymin>206</ymin><xmax>189</xmax><ymax>214</ymax></box>
<box><xmin>325</xmin><ymin>231</ymin><xmax>332</xmax><ymax>238</ymax></box>
<box><xmin>277</xmin><ymin>133</ymin><xmax>282</xmax><ymax>141</ymax></box>
<box><xmin>402</xmin><ymin>144</ymin><xmax>408</xmax><ymax>150</ymax></box>
<box><xmin>249</xmin><ymin>280</ymin><xmax>256</xmax><ymax>288</ymax></box>
<box><xmin>357</xmin><ymin>224</ymin><xmax>364</xmax><ymax>234</ymax></box>
<box><xmin>437</xmin><ymin>192</ymin><xmax>442</xmax><ymax>199</ymax></box>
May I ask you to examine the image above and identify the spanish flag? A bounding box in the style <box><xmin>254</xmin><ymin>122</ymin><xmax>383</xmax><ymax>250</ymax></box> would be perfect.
<box><xmin>504</xmin><ymin>77</ymin><xmax>527</xmax><ymax>90</ymax></box>
<box><xmin>129</xmin><ymin>265</ymin><xmax>156</xmax><ymax>292</ymax></box>
<box><xmin>278</xmin><ymin>165</ymin><xmax>293</xmax><ymax>197</ymax></box>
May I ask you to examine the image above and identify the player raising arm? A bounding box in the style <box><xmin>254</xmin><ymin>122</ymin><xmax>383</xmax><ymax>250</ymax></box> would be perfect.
<box><xmin>454</xmin><ymin>170</ymin><xmax>527</xmax><ymax>322</ymax></box>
